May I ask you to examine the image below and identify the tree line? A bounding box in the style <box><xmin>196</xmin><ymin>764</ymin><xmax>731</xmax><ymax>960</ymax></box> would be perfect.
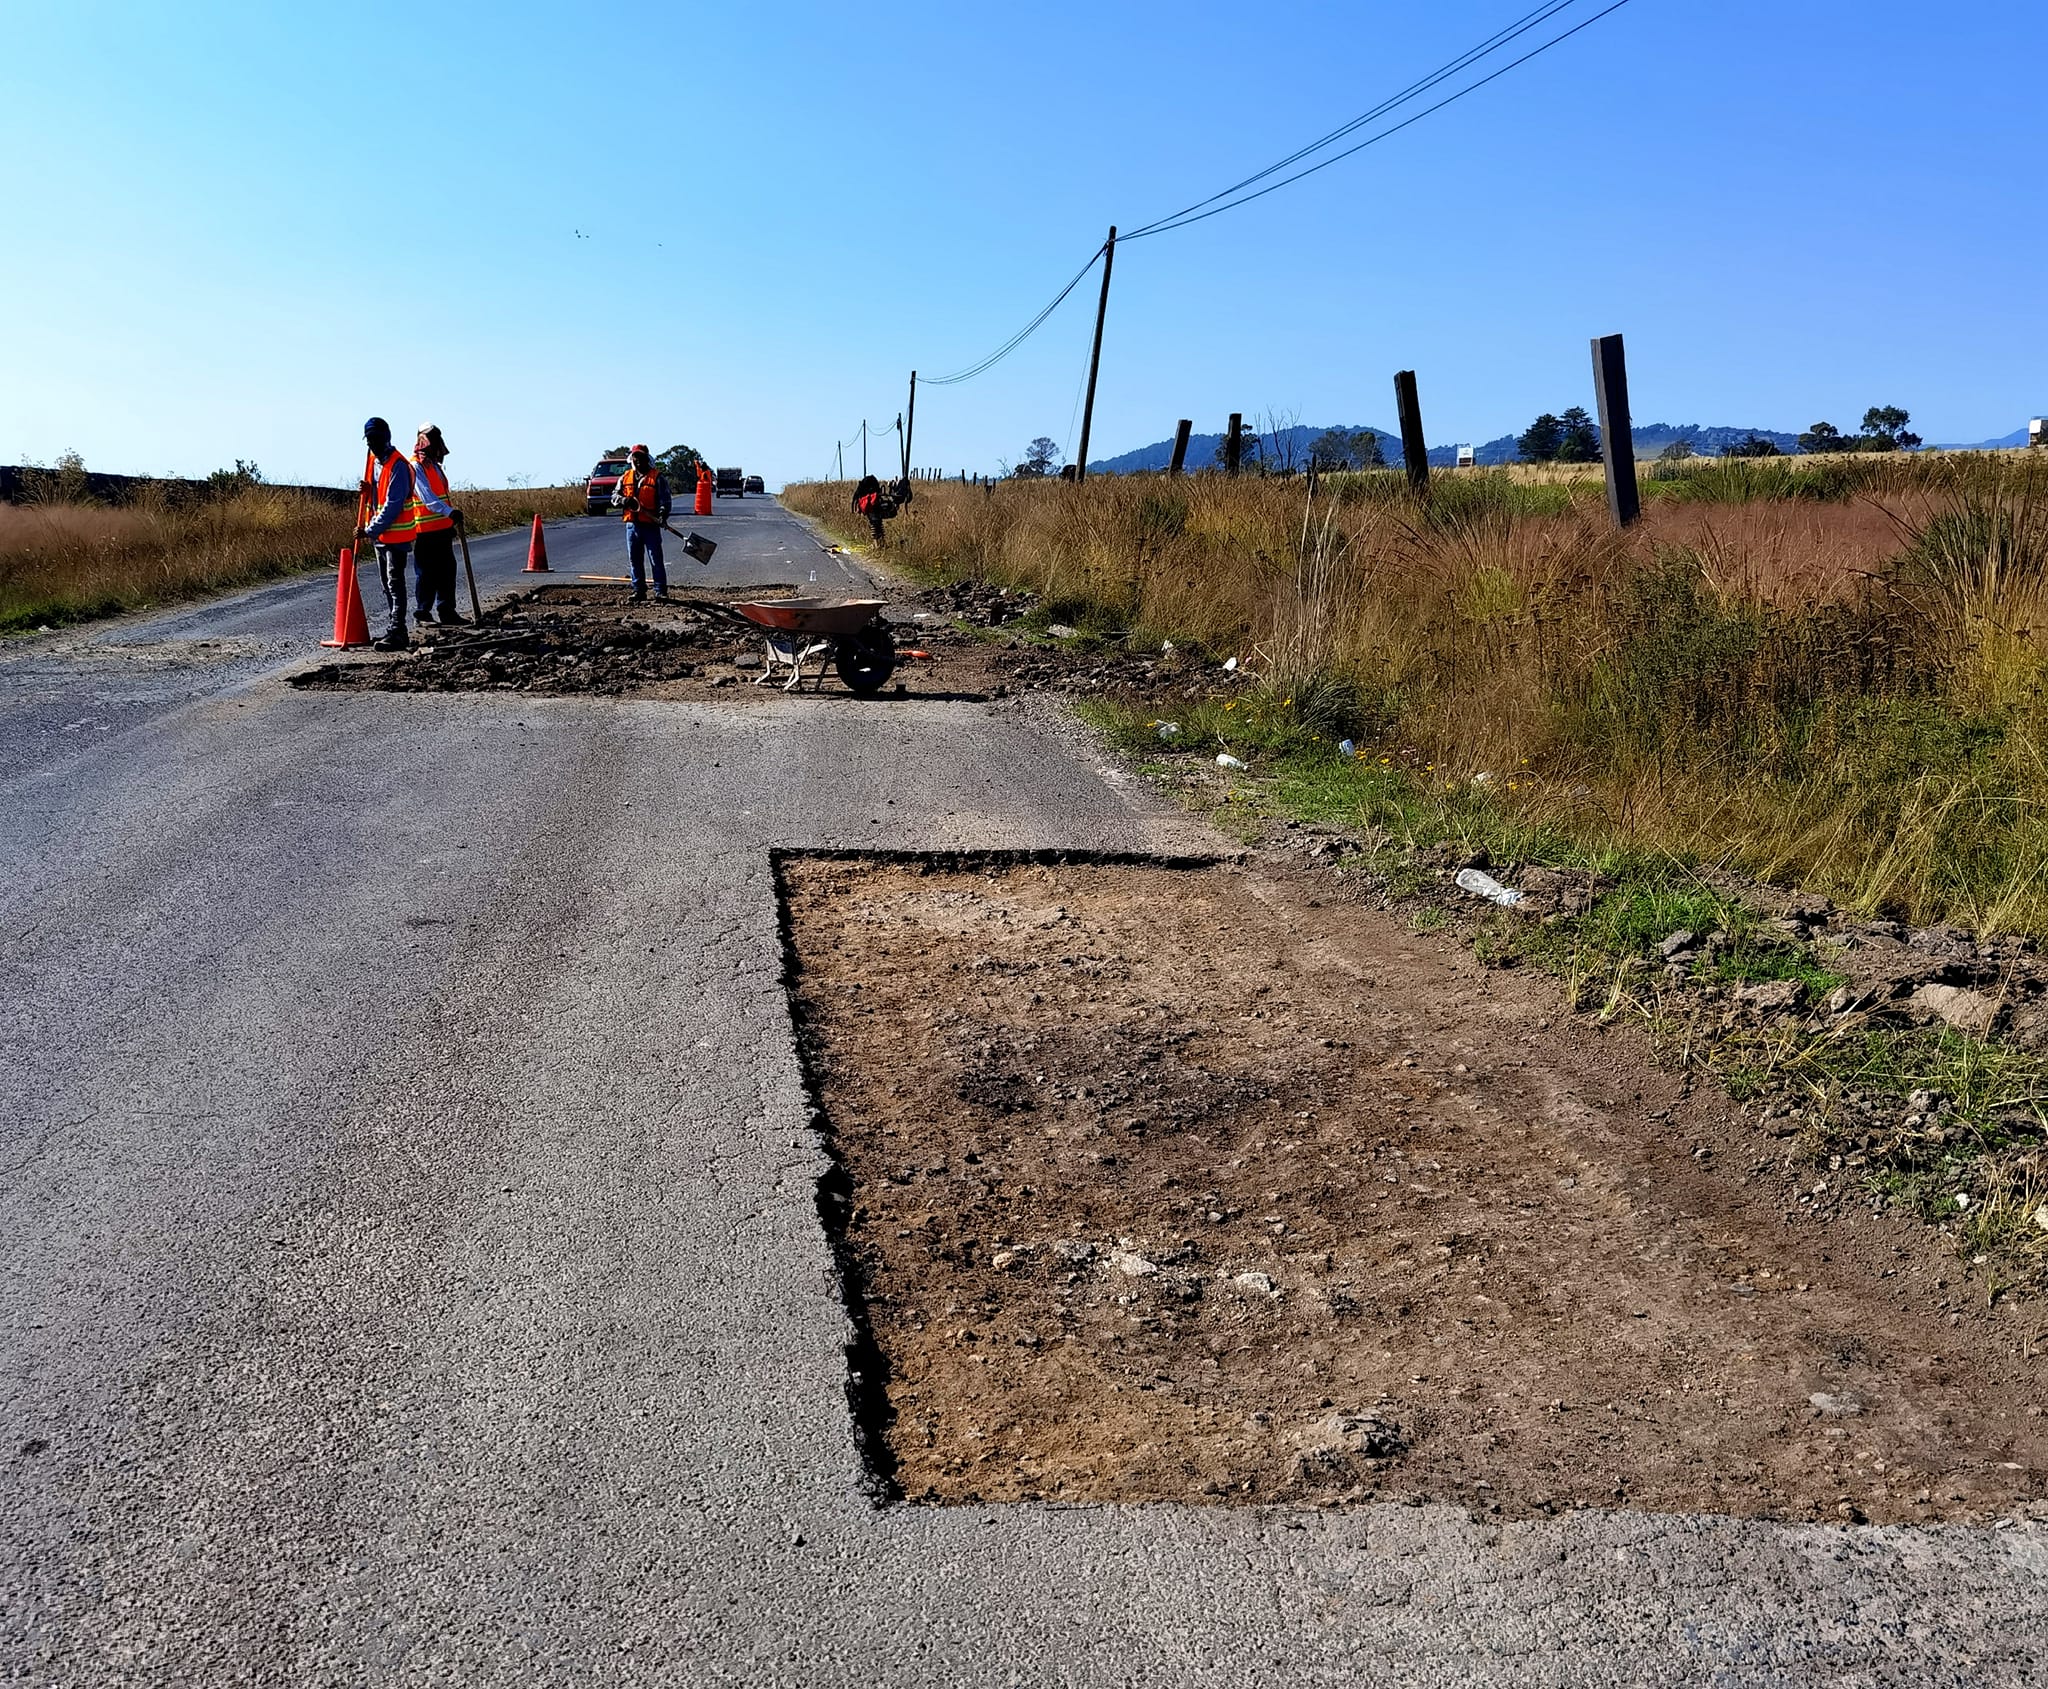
<box><xmin>1002</xmin><ymin>399</ymin><xmax>1924</xmax><ymax>480</ymax></box>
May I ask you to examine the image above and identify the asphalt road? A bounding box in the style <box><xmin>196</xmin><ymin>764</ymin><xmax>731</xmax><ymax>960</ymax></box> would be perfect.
<box><xmin>2</xmin><ymin>498</ymin><xmax>2042</xmax><ymax>1686</ymax></box>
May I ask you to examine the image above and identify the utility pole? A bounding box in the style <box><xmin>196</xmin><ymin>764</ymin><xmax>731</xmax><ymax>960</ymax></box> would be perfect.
<box><xmin>1167</xmin><ymin>419</ymin><xmax>1192</xmax><ymax>476</ymax></box>
<box><xmin>860</xmin><ymin>420</ymin><xmax>867</xmax><ymax>478</ymax></box>
<box><xmin>836</xmin><ymin>442</ymin><xmax>843</xmax><ymax>480</ymax></box>
<box><xmin>1073</xmin><ymin>227</ymin><xmax>1116</xmax><ymax>485</ymax></box>
<box><xmin>896</xmin><ymin>412</ymin><xmax>906</xmax><ymax>485</ymax></box>
<box><xmin>1591</xmin><ymin>332</ymin><xmax>1640</xmax><ymax>528</ymax></box>
<box><xmin>1394</xmin><ymin>370</ymin><xmax>1429</xmax><ymax>494</ymax></box>
<box><xmin>903</xmin><ymin>372</ymin><xmax>916</xmax><ymax>485</ymax></box>
<box><xmin>1224</xmin><ymin>412</ymin><xmax>1243</xmax><ymax>476</ymax></box>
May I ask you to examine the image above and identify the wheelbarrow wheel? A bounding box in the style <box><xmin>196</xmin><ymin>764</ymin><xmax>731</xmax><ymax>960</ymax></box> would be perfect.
<box><xmin>836</xmin><ymin>624</ymin><xmax>897</xmax><ymax>695</ymax></box>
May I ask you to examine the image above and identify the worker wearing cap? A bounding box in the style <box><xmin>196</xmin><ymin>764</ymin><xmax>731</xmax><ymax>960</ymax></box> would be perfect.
<box><xmin>610</xmin><ymin>444</ymin><xmax>672</xmax><ymax>603</ymax></box>
<box><xmin>356</xmin><ymin>417</ymin><xmax>419</xmax><ymax>650</ymax></box>
<box><xmin>410</xmin><ymin>424</ymin><xmax>466</xmax><ymax>625</ymax></box>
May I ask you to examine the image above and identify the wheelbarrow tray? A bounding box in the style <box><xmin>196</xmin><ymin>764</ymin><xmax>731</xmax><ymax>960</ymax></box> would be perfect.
<box><xmin>731</xmin><ymin>597</ymin><xmax>886</xmax><ymax>637</ymax></box>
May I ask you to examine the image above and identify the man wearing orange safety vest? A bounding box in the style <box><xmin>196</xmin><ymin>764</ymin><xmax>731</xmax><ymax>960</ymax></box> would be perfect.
<box><xmin>609</xmin><ymin>443</ymin><xmax>672</xmax><ymax>603</ymax></box>
<box><xmin>356</xmin><ymin>416</ymin><xmax>419</xmax><ymax>650</ymax></box>
<box><xmin>409</xmin><ymin>423</ymin><xmax>466</xmax><ymax>626</ymax></box>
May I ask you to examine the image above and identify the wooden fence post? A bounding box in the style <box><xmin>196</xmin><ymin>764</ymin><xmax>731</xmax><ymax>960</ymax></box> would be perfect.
<box><xmin>1167</xmin><ymin>419</ymin><xmax>1192</xmax><ymax>476</ymax></box>
<box><xmin>1591</xmin><ymin>333</ymin><xmax>1640</xmax><ymax>528</ymax></box>
<box><xmin>1394</xmin><ymin>370</ymin><xmax>1428</xmax><ymax>494</ymax></box>
<box><xmin>1224</xmin><ymin>413</ymin><xmax>1243</xmax><ymax>476</ymax></box>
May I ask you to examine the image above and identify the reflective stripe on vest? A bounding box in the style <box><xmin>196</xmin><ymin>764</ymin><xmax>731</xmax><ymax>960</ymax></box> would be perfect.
<box><xmin>619</xmin><ymin>467</ymin><xmax>661</xmax><ymax>524</ymax></box>
<box><xmin>411</xmin><ymin>456</ymin><xmax>454</xmax><ymax>534</ymax></box>
<box><xmin>372</xmin><ymin>449</ymin><xmax>420</xmax><ymax>544</ymax></box>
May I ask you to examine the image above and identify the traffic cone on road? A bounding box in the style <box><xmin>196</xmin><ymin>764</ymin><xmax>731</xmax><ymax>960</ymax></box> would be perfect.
<box><xmin>319</xmin><ymin>547</ymin><xmax>371</xmax><ymax>648</ymax></box>
<box><xmin>524</xmin><ymin>512</ymin><xmax>551</xmax><ymax>572</ymax></box>
<box><xmin>694</xmin><ymin>465</ymin><xmax>713</xmax><ymax>516</ymax></box>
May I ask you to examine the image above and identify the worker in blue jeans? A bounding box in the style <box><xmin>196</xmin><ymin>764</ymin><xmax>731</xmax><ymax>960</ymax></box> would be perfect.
<box><xmin>610</xmin><ymin>444</ymin><xmax>672</xmax><ymax>602</ymax></box>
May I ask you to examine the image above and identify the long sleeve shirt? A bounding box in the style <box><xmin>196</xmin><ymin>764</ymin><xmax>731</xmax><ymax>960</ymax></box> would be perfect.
<box><xmin>412</xmin><ymin>456</ymin><xmax>455</xmax><ymax>522</ymax></box>
<box><xmin>364</xmin><ymin>452</ymin><xmax>415</xmax><ymax>540</ymax></box>
<box><xmin>610</xmin><ymin>469</ymin><xmax>672</xmax><ymax>523</ymax></box>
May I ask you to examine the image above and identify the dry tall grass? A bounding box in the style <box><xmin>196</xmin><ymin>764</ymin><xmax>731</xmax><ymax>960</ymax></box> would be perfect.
<box><xmin>786</xmin><ymin>457</ymin><xmax>2048</xmax><ymax>932</ymax></box>
<box><xmin>0</xmin><ymin>480</ymin><xmax>584</xmax><ymax>632</ymax></box>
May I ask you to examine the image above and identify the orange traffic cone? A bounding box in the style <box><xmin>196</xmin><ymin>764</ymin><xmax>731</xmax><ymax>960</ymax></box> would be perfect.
<box><xmin>524</xmin><ymin>512</ymin><xmax>551</xmax><ymax>572</ymax></box>
<box><xmin>694</xmin><ymin>466</ymin><xmax>712</xmax><ymax>516</ymax></box>
<box><xmin>320</xmin><ymin>546</ymin><xmax>371</xmax><ymax>648</ymax></box>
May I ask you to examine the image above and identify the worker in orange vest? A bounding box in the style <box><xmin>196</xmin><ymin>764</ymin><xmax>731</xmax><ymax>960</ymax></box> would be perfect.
<box><xmin>609</xmin><ymin>444</ymin><xmax>672</xmax><ymax>602</ymax></box>
<box><xmin>409</xmin><ymin>423</ymin><xmax>466</xmax><ymax>625</ymax></box>
<box><xmin>694</xmin><ymin>462</ymin><xmax>713</xmax><ymax>516</ymax></box>
<box><xmin>355</xmin><ymin>417</ymin><xmax>419</xmax><ymax>650</ymax></box>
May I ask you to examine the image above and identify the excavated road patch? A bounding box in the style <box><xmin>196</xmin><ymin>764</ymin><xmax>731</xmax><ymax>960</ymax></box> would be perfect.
<box><xmin>287</xmin><ymin>578</ymin><xmax>1192</xmax><ymax>703</ymax></box>
<box><xmin>780</xmin><ymin>854</ymin><xmax>2048</xmax><ymax>1521</ymax></box>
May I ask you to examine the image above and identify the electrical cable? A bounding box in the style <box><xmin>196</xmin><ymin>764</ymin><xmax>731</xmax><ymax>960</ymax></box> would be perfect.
<box><xmin>1120</xmin><ymin>0</ymin><xmax>1579</xmax><ymax>240</ymax></box>
<box><xmin>847</xmin><ymin>1</ymin><xmax>1632</xmax><ymax>449</ymax></box>
<box><xmin>1124</xmin><ymin>0</ymin><xmax>1635</xmax><ymax>243</ymax></box>
<box><xmin>919</xmin><ymin>244</ymin><xmax>1106</xmax><ymax>387</ymax></box>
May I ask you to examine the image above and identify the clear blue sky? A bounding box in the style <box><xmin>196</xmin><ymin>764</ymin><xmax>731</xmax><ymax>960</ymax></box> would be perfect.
<box><xmin>3</xmin><ymin>1</ymin><xmax>2043</xmax><ymax>488</ymax></box>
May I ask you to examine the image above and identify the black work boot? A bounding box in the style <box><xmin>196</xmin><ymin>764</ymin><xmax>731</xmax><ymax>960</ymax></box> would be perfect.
<box><xmin>374</xmin><ymin>626</ymin><xmax>409</xmax><ymax>652</ymax></box>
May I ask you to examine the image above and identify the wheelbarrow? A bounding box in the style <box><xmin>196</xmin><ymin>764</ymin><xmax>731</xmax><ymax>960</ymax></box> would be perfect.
<box><xmin>727</xmin><ymin>596</ymin><xmax>896</xmax><ymax>694</ymax></box>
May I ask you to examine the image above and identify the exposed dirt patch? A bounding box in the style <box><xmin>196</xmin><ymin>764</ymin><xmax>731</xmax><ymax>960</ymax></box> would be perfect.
<box><xmin>288</xmin><ymin>577</ymin><xmax>1207</xmax><ymax>703</ymax></box>
<box><xmin>781</xmin><ymin>855</ymin><xmax>2048</xmax><ymax>1519</ymax></box>
<box><xmin>292</xmin><ymin>583</ymin><xmax>787</xmax><ymax>698</ymax></box>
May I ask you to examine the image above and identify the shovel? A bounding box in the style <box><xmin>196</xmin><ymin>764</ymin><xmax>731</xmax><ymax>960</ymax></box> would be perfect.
<box><xmin>662</xmin><ymin>522</ymin><xmax>716</xmax><ymax>566</ymax></box>
<box><xmin>456</xmin><ymin>518</ymin><xmax>482</xmax><ymax>621</ymax></box>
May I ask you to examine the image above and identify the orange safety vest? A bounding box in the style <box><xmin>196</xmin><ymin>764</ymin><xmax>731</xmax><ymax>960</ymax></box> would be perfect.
<box><xmin>370</xmin><ymin>448</ymin><xmax>420</xmax><ymax>544</ymax></box>
<box><xmin>411</xmin><ymin>455</ymin><xmax>454</xmax><ymax>534</ymax></box>
<box><xmin>618</xmin><ymin>467</ymin><xmax>662</xmax><ymax>524</ymax></box>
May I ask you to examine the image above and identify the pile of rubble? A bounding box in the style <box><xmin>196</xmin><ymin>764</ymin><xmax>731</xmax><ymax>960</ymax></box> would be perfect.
<box><xmin>294</xmin><ymin>603</ymin><xmax>768</xmax><ymax>696</ymax></box>
<box><xmin>923</xmin><ymin>578</ymin><xmax>1035</xmax><ymax>628</ymax></box>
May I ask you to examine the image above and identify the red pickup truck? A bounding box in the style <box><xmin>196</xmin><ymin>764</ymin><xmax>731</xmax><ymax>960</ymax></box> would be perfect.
<box><xmin>584</xmin><ymin>448</ymin><xmax>631</xmax><ymax>515</ymax></box>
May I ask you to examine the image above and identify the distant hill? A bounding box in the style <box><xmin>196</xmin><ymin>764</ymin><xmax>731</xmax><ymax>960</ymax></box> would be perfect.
<box><xmin>1087</xmin><ymin>425</ymin><xmax>1399</xmax><ymax>476</ymax></box>
<box><xmin>1088</xmin><ymin>419</ymin><xmax>1806</xmax><ymax>474</ymax></box>
<box><xmin>1932</xmin><ymin>424</ymin><xmax>2038</xmax><ymax>450</ymax></box>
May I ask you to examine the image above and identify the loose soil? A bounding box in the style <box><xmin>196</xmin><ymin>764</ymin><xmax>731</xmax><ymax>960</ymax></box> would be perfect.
<box><xmin>289</xmin><ymin>578</ymin><xmax>1192</xmax><ymax>703</ymax></box>
<box><xmin>781</xmin><ymin>855</ymin><xmax>2048</xmax><ymax>1520</ymax></box>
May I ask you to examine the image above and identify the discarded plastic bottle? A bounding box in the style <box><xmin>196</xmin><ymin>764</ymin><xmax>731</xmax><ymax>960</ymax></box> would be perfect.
<box><xmin>1216</xmin><ymin>753</ymin><xmax>1247</xmax><ymax>771</ymax></box>
<box><xmin>1338</xmin><ymin>739</ymin><xmax>1356</xmax><ymax>757</ymax></box>
<box><xmin>1156</xmin><ymin>722</ymin><xmax>1181</xmax><ymax>739</ymax></box>
<box><xmin>1454</xmin><ymin>867</ymin><xmax>1523</xmax><ymax>907</ymax></box>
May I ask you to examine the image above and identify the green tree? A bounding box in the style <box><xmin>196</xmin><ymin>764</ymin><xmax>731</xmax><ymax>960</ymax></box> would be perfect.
<box><xmin>1859</xmin><ymin>405</ymin><xmax>1921</xmax><ymax>451</ymax></box>
<box><xmin>1308</xmin><ymin>427</ymin><xmax>1386</xmax><ymax>471</ymax></box>
<box><xmin>1212</xmin><ymin>420</ymin><xmax>1261</xmax><ymax>470</ymax></box>
<box><xmin>1309</xmin><ymin>427</ymin><xmax>1353</xmax><ymax>470</ymax></box>
<box><xmin>1798</xmin><ymin>420</ymin><xmax>1848</xmax><ymax>454</ymax></box>
<box><xmin>1723</xmin><ymin>433</ymin><xmax>1781</xmax><ymax>458</ymax></box>
<box><xmin>656</xmin><ymin>444</ymin><xmax>703</xmax><ymax>482</ymax></box>
<box><xmin>1017</xmin><ymin>436</ymin><xmax>1062</xmax><ymax>478</ymax></box>
<box><xmin>1516</xmin><ymin>413</ymin><xmax>1564</xmax><ymax>462</ymax></box>
<box><xmin>1556</xmin><ymin>406</ymin><xmax>1601</xmax><ymax>463</ymax></box>
<box><xmin>1657</xmin><ymin>440</ymin><xmax>1695</xmax><ymax>462</ymax></box>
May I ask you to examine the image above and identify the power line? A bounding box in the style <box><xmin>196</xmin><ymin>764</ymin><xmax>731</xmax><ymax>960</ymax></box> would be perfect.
<box><xmin>1120</xmin><ymin>0</ymin><xmax>1580</xmax><ymax>240</ymax></box>
<box><xmin>842</xmin><ymin>0</ymin><xmax>1634</xmax><ymax>463</ymax></box>
<box><xmin>1123</xmin><ymin>0</ymin><xmax>1637</xmax><ymax>243</ymax></box>
<box><xmin>918</xmin><ymin>244</ymin><xmax>1106</xmax><ymax>387</ymax></box>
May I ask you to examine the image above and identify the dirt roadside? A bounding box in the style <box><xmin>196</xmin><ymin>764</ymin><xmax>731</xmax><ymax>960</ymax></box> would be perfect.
<box><xmin>783</xmin><ymin>855</ymin><xmax>2048</xmax><ymax>1521</ymax></box>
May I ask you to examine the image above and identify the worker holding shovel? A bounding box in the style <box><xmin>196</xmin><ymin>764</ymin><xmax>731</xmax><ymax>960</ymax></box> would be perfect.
<box><xmin>610</xmin><ymin>443</ymin><xmax>672</xmax><ymax>603</ymax></box>
<box><xmin>356</xmin><ymin>417</ymin><xmax>419</xmax><ymax>650</ymax></box>
<box><xmin>409</xmin><ymin>423</ymin><xmax>467</xmax><ymax>625</ymax></box>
